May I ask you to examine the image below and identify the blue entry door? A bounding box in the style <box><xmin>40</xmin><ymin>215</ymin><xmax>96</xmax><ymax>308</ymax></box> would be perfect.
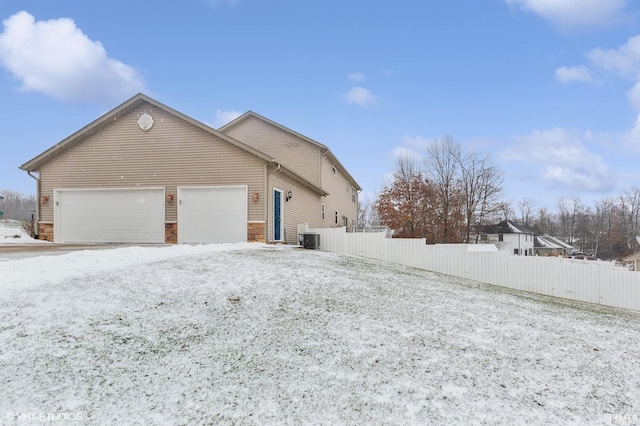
<box><xmin>274</xmin><ymin>189</ymin><xmax>282</xmax><ymax>241</ymax></box>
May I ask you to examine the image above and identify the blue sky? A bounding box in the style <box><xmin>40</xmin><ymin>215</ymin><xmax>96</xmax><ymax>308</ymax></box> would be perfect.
<box><xmin>1</xmin><ymin>0</ymin><xmax>640</xmax><ymax>211</ymax></box>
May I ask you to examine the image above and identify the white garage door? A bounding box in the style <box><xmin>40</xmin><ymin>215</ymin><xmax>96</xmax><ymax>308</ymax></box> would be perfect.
<box><xmin>54</xmin><ymin>188</ymin><xmax>165</xmax><ymax>243</ymax></box>
<box><xmin>178</xmin><ymin>186</ymin><xmax>247</xmax><ymax>244</ymax></box>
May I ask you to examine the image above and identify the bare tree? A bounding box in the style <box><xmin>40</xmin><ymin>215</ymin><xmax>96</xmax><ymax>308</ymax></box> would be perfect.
<box><xmin>459</xmin><ymin>151</ymin><xmax>504</xmax><ymax>243</ymax></box>
<box><xmin>358</xmin><ymin>195</ymin><xmax>381</xmax><ymax>230</ymax></box>
<box><xmin>0</xmin><ymin>190</ymin><xmax>36</xmax><ymax>221</ymax></box>
<box><xmin>532</xmin><ymin>206</ymin><xmax>556</xmax><ymax>235</ymax></box>
<box><xmin>374</xmin><ymin>137</ymin><xmax>504</xmax><ymax>243</ymax></box>
<box><xmin>592</xmin><ymin>199</ymin><xmax>613</xmax><ymax>259</ymax></box>
<box><xmin>425</xmin><ymin>136</ymin><xmax>465</xmax><ymax>243</ymax></box>
<box><xmin>517</xmin><ymin>198</ymin><xmax>536</xmax><ymax>227</ymax></box>
<box><xmin>619</xmin><ymin>188</ymin><xmax>640</xmax><ymax>252</ymax></box>
<box><xmin>557</xmin><ymin>195</ymin><xmax>583</xmax><ymax>245</ymax></box>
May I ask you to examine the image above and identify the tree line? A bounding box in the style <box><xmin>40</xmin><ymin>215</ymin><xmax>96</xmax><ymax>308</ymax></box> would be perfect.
<box><xmin>359</xmin><ymin>137</ymin><xmax>640</xmax><ymax>260</ymax></box>
<box><xmin>0</xmin><ymin>190</ymin><xmax>37</xmax><ymax>221</ymax></box>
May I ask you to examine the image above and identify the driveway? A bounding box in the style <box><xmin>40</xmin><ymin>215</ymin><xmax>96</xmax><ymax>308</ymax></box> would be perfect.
<box><xmin>0</xmin><ymin>243</ymin><xmax>145</xmax><ymax>260</ymax></box>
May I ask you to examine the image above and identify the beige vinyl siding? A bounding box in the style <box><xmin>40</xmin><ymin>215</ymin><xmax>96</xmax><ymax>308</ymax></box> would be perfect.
<box><xmin>38</xmin><ymin>102</ymin><xmax>266</xmax><ymax>223</ymax></box>
<box><xmin>321</xmin><ymin>157</ymin><xmax>358</xmax><ymax>228</ymax></box>
<box><xmin>224</xmin><ymin>116</ymin><xmax>321</xmax><ymax>186</ymax></box>
<box><xmin>267</xmin><ymin>171</ymin><xmax>324</xmax><ymax>244</ymax></box>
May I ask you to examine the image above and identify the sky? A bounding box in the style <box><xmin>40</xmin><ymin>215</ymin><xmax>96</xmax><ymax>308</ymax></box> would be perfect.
<box><xmin>1</xmin><ymin>0</ymin><xmax>640</xmax><ymax>212</ymax></box>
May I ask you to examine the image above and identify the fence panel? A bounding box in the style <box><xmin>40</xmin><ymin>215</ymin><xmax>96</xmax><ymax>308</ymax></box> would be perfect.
<box><xmin>307</xmin><ymin>227</ymin><xmax>640</xmax><ymax>311</ymax></box>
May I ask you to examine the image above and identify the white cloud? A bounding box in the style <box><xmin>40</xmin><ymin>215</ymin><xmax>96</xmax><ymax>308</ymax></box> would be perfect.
<box><xmin>0</xmin><ymin>11</ymin><xmax>145</xmax><ymax>104</ymax></box>
<box><xmin>348</xmin><ymin>72</ymin><xmax>365</xmax><ymax>83</ymax></box>
<box><xmin>506</xmin><ymin>0</ymin><xmax>627</xmax><ymax>29</ymax></box>
<box><xmin>501</xmin><ymin>128</ymin><xmax>615</xmax><ymax>192</ymax></box>
<box><xmin>555</xmin><ymin>66</ymin><xmax>594</xmax><ymax>83</ymax></box>
<box><xmin>344</xmin><ymin>86</ymin><xmax>376</xmax><ymax>107</ymax></box>
<box><xmin>627</xmin><ymin>81</ymin><xmax>640</xmax><ymax>111</ymax></box>
<box><xmin>559</xmin><ymin>35</ymin><xmax>640</xmax><ymax>110</ymax></box>
<box><xmin>392</xmin><ymin>145</ymin><xmax>424</xmax><ymax>163</ymax></box>
<box><xmin>213</xmin><ymin>110</ymin><xmax>242</xmax><ymax>128</ymax></box>
<box><xmin>401</xmin><ymin>135</ymin><xmax>431</xmax><ymax>152</ymax></box>
<box><xmin>587</xmin><ymin>35</ymin><xmax>640</xmax><ymax>111</ymax></box>
<box><xmin>587</xmin><ymin>35</ymin><xmax>640</xmax><ymax>77</ymax></box>
<box><xmin>620</xmin><ymin>113</ymin><xmax>640</xmax><ymax>150</ymax></box>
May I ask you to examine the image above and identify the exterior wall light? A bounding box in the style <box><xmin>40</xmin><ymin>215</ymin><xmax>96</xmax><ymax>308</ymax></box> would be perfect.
<box><xmin>286</xmin><ymin>190</ymin><xmax>292</xmax><ymax>201</ymax></box>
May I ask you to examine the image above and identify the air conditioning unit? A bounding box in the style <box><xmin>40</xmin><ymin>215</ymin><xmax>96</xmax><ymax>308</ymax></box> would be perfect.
<box><xmin>302</xmin><ymin>233</ymin><xmax>320</xmax><ymax>249</ymax></box>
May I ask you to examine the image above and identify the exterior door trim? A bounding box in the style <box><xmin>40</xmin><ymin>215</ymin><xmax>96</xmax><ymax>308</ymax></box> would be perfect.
<box><xmin>273</xmin><ymin>188</ymin><xmax>284</xmax><ymax>241</ymax></box>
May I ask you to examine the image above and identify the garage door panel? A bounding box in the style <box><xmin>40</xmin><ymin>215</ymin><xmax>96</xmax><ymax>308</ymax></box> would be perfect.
<box><xmin>55</xmin><ymin>188</ymin><xmax>165</xmax><ymax>244</ymax></box>
<box><xmin>179</xmin><ymin>186</ymin><xmax>247</xmax><ymax>244</ymax></box>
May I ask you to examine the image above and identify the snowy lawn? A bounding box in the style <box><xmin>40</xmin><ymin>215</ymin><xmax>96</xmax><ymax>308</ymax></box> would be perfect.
<box><xmin>1</xmin><ymin>244</ymin><xmax>639</xmax><ymax>425</ymax></box>
<box><xmin>0</xmin><ymin>219</ymin><xmax>47</xmax><ymax>244</ymax></box>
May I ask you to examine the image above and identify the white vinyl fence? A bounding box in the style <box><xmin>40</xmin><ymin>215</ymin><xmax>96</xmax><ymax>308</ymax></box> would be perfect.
<box><xmin>303</xmin><ymin>226</ymin><xmax>640</xmax><ymax>311</ymax></box>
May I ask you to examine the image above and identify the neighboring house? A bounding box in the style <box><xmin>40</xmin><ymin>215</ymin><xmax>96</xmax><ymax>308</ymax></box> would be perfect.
<box><xmin>534</xmin><ymin>235</ymin><xmax>575</xmax><ymax>257</ymax></box>
<box><xmin>479</xmin><ymin>220</ymin><xmax>535</xmax><ymax>255</ymax></box>
<box><xmin>20</xmin><ymin>93</ymin><xmax>361</xmax><ymax>244</ymax></box>
<box><xmin>622</xmin><ymin>252</ymin><xmax>640</xmax><ymax>271</ymax></box>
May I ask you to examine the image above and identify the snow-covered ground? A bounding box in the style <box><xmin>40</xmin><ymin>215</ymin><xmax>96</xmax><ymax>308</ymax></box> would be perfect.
<box><xmin>1</xmin><ymin>243</ymin><xmax>639</xmax><ymax>425</ymax></box>
<box><xmin>0</xmin><ymin>219</ymin><xmax>47</xmax><ymax>244</ymax></box>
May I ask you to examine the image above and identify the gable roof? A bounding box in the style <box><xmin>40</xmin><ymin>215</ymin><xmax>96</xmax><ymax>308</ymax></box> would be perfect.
<box><xmin>623</xmin><ymin>251</ymin><xmax>640</xmax><ymax>262</ymax></box>
<box><xmin>220</xmin><ymin>110</ymin><xmax>362</xmax><ymax>191</ymax></box>
<box><xmin>19</xmin><ymin>93</ymin><xmax>328</xmax><ymax>196</ymax></box>
<box><xmin>482</xmin><ymin>219</ymin><xmax>535</xmax><ymax>235</ymax></box>
<box><xmin>535</xmin><ymin>235</ymin><xmax>574</xmax><ymax>250</ymax></box>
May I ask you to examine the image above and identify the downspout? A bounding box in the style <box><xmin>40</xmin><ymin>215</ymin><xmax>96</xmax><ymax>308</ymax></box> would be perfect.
<box><xmin>27</xmin><ymin>171</ymin><xmax>40</xmax><ymax>237</ymax></box>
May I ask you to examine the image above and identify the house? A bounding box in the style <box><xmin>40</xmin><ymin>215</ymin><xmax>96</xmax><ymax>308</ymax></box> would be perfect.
<box><xmin>20</xmin><ymin>93</ymin><xmax>361</xmax><ymax>244</ymax></box>
<box><xmin>622</xmin><ymin>252</ymin><xmax>640</xmax><ymax>271</ymax></box>
<box><xmin>220</xmin><ymin>110</ymin><xmax>360</xmax><ymax>232</ymax></box>
<box><xmin>533</xmin><ymin>234</ymin><xmax>575</xmax><ymax>257</ymax></box>
<box><xmin>480</xmin><ymin>219</ymin><xmax>535</xmax><ymax>255</ymax></box>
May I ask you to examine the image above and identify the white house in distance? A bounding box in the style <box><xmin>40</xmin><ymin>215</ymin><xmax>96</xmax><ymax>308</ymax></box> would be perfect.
<box><xmin>480</xmin><ymin>220</ymin><xmax>535</xmax><ymax>256</ymax></box>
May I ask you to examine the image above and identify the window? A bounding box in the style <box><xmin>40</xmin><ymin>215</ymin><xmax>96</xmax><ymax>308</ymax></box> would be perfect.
<box><xmin>332</xmin><ymin>165</ymin><xmax>337</xmax><ymax>176</ymax></box>
<box><xmin>352</xmin><ymin>186</ymin><xmax>356</xmax><ymax>203</ymax></box>
<box><xmin>321</xmin><ymin>203</ymin><xmax>325</xmax><ymax>221</ymax></box>
<box><xmin>346</xmin><ymin>182</ymin><xmax>350</xmax><ymax>192</ymax></box>
<box><xmin>480</xmin><ymin>234</ymin><xmax>488</xmax><ymax>241</ymax></box>
<box><xmin>498</xmin><ymin>234</ymin><xmax>504</xmax><ymax>242</ymax></box>
<box><xmin>342</xmin><ymin>215</ymin><xmax>348</xmax><ymax>226</ymax></box>
<box><xmin>334</xmin><ymin>210</ymin><xmax>339</xmax><ymax>224</ymax></box>
<box><xmin>514</xmin><ymin>249</ymin><xmax>519</xmax><ymax>255</ymax></box>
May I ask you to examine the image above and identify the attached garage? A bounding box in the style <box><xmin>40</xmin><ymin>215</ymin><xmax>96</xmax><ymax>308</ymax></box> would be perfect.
<box><xmin>21</xmin><ymin>94</ymin><xmax>339</xmax><ymax>245</ymax></box>
<box><xmin>54</xmin><ymin>188</ymin><xmax>165</xmax><ymax>244</ymax></box>
<box><xmin>178</xmin><ymin>186</ymin><xmax>248</xmax><ymax>244</ymax></box>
